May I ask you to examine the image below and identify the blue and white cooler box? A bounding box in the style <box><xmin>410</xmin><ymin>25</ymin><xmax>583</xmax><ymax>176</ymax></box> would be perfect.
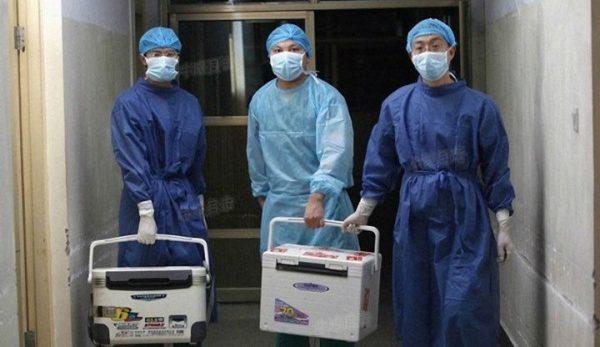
<box><xmin>260</xmin><ymin>217</ymin><xmax>381</xmax><ymax>342</ymax></box>
<box><xmin>87</xmin><ymin>234</ymin><xmax>210</xmax><ymax>346</ymax></box>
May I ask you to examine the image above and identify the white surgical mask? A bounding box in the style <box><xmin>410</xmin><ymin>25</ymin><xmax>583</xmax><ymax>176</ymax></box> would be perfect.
<box><xmin>145</xmin><ymin>56</ymin><xmax>179</xmax><ymax>82</ymax></box>
<box><xmin>411</xmin><ymin>50</ymin><xmax>450</xmax><ymax>82</ymax></box>
<box><xmin>270</xmin><ymin>51</ymin><xmax>305</xmax><ymax>81</ymax></box>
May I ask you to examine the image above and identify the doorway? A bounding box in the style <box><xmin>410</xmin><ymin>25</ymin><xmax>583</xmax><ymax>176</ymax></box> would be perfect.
<box><xmin>169</xmin><ymin>1</ymin><xmax>464</xmax><ymax>305</ymax></box>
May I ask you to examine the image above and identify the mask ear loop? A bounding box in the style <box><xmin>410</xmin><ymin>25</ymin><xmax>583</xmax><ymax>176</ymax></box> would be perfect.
<box><xmin>443</xmin><ymin>47</ymin><xmax>456</xmax><ymax>81</ymax></box>
<box><xmin>306</xmin><ymin>70</ymin><xmax>320</xmax><ymax>85</ymax></box>
<box><xmin>142</xmin><ymin>54</ymin><xmax>150</xmax><ymax>81</ymax></box>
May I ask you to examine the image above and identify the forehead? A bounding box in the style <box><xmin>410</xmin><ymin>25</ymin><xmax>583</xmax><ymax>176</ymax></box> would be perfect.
<box><xmin>272</xmin><ymin>40</ymin><xmax>303</xmax><ymax>50</ymax></box>
<box><xmin>147</xmin><ymin>47</ymin><xmax>178</xmax><ymax>54</ymax></box>
<box><xmin>412</xmin><ymin>34</ymin><xmax>447</xmax><ymax>46</ymax></box>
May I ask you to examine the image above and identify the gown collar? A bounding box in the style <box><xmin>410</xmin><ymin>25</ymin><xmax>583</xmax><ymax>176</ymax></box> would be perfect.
<box><xmin>275</xmin><ymin>75</ymin><xmax>311</xmax><ymax>93</ymax></box>
<box><xmin>416</xmin><ymin>76</ymin><xmax>466</xmax><ymax>96</ymax></box>
<box><xmin>137</xmin><ymin>77</ymin><xmax>180</xmax><ymax>94</ymax></box>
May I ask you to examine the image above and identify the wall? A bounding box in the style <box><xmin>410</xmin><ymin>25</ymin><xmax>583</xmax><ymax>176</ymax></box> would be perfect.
<box><xmin>468</xmin><ymin>0</ymin><xmax>485</xmax><ymax>91</ymax></box>
<box><xmin>62</xmin><ymin>1</ymin><xmax>133</xmax><ymax>345</ymax></box>
<box><xmin>0</xmin><ymin>0</ymin><xmax>21</xmax><ymax>345</ymax></box>
<box><xmin>485</xmin><ymin>0</ymin><xmax>595</xmax><ymax>345</ymax></box>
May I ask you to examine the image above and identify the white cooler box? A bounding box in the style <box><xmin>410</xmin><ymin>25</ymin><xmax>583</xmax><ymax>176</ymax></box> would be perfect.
<box><xmin>260</xmin><ymin>217</ymin><xmax>381</xmax><ymax>342</ymax></box>
<box><xmin>87</xmin><ymin>234</ymin><xmax>210</xmax><ymax>346</ymax></box>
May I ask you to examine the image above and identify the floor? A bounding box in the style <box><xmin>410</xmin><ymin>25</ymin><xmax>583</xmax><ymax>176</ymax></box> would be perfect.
<box><xmin>203</xmin><ymin>276</ymin><xmax>513</xmax><ymax>347</ymax></box>
<box><xmin>203</xmin><ymin>299</ymin><xmax>397</xmax><ymax>347</ymax></box>
<box><xmin>204</xmin><ymin>273</ymin><xmax>396</xmax><ymax>347</ymax></box>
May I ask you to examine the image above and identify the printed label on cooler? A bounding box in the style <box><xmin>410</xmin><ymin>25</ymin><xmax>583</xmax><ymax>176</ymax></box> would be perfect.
<box><xmin>274</xmin><ymin>299</ymin><xmax>309</xmax><ymax>325</ymax></box>
<box><xmin>302</xmin><ymin>251</ymin><xmax>338</xmax><ymax>259</ymax></box>
<box><xmin>169</xmin><ymin>315</ymin><xmax>188</xmax><ymax>329</ymax></box>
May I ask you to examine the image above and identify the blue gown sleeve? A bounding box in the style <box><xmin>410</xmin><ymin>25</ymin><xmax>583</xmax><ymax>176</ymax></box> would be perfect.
<box><xmin>310</xmin><ymin>94</ymin><xmax>354</xmax><ymax>197</ymax></box>
<box><xmin>478</xmin><ymin>100</ymin><xmax>515</xmax><ymax>214</ymax></box>
<box><xmin>361</xmin><ymin>102</ymin><xmax>401</xmax><ymax>203</ymax></box>
<box><xmin>110</xmin><ymin>100</ymin><xmax>154</xmax><ymax>203</ymax></box>
<box><xmin>247</xmin><ymin>103</ymin><xmax>270</xmax><ymax>197</ymax></box>
<box><xmin>189</xmin><ymin>102</ymin><xmax>207</xmax><ymax>195</ymax></box>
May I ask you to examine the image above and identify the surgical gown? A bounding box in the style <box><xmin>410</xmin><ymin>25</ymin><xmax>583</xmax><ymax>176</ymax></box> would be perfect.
<box><xmin>362</xmin><ymin>78</ymin><xmax>515</xmax><ymax>346</ymax></box>
<box><xmin>111</xmin><ymin>78</ymin><xmax>211</xmax><ymax>267</ymax></box>
<box><xmin>247</xmin><ymin>77</ymin><xmax>359</xmax><ymax>252</ymax></box>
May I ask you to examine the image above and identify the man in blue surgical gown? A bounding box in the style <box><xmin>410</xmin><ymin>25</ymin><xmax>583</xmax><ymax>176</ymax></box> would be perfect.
<box><xmin>110</xmin><ymin>27</ymin><xmax>216</xmax><ymax>328</ymax></box>
<box><xmin>247</xmin><ymin>23</ymin><xmax>358</xmax><ymax>347</ymax></box>
<box><xmin>343</xmin><ymin>18</ymin><xmax>516</xmax><ymax>346</ymax></box>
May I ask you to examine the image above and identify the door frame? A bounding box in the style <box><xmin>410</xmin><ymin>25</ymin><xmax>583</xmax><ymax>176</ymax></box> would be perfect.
<box><xmin>11</xmin><ymin>0</ymin><xmax>71</xmax><ymax>345</ymax></box>
<box><xmin>592</xmin><ymin>1</ymin><xmax>600</xmax><ymax>345</ymax></box>
<box><xmin>9</xmin><ymin>0</ymin><xmax>29</xmax><ymax>345</ymax></box>
<box><xmin>169</xmin><ymin>0</ymin><xmax>461</xmax><ymax>13</ymax></box>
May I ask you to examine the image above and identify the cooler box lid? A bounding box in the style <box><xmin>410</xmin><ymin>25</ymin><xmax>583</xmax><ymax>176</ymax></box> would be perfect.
<box><xmin>263</xmin><ymin>244</ymin><xmax>377</xmax><ymax>277</ymax></box>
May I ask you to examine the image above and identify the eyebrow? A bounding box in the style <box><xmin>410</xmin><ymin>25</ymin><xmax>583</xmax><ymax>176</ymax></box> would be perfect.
<box><xmin>150</xmin><ymin>49</ymin><xmax>177</xmax><ymax>54</ymax></box>
<box><xmin>273</xmin><ymin>43</ymin><xmax>302</xmax><ymax>50</ymax></box>
<box><xmin>413</xmin><ymin>36</ymin><xmax>444</xmax><ymax>45</ymax></box>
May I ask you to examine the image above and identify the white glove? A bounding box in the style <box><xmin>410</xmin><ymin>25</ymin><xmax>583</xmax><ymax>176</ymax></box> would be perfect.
<box><xmin>496</xmin><ymin>209</ymin><xmax>512</xmax><ymax>263</ymax></box>
<box><xmin>137</xmin><ymin>200</ymin><xmax>157</xmax><ymax>245</ymax></box>
<box><xmin>342</xmin><ymin>198</ymin><xmax>378</xmax><ymax>234</ymax></box>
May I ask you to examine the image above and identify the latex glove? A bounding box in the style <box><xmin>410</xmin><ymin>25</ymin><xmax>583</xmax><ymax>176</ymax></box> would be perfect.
<box><xmin>342</xmin><ymin>198</ymin><xmax>377</xmax><ymax>234</ymax></box>
<box><xmin>496</xmin><ymin>209</ymin><xmax>512</xmax><ymax>263</ymax></box>
<box><xmin>137</xmin><ymin>200</ymin><xmax>157</xmax><ymax>245</ymax></box>
<box><xmin>304</xmin><ymin>193</ymin><xmax>325</xmax><ymax>228</ymax></box>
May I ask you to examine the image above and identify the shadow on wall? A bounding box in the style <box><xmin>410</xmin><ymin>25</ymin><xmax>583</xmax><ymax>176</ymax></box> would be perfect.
<box><xmin>530</xmin><ymin>9</ymin><xmax>547</xmax><ymax>341</ymax></box>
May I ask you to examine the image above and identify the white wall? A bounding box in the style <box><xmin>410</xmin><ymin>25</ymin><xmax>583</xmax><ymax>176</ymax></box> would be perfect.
<box><xmin>485</xmin><ymin>0</ymin><xmax>595</xmax><ymax>345</ymax></box>
<box><xmin>62</xmin><ymin>1</ymin><xmax>133</xmax><ymax>345</ymax></box>
<box><xmin>0</xmin><ymin>0</ymin><xmax>21</xmax><ymax>345</ymax></box>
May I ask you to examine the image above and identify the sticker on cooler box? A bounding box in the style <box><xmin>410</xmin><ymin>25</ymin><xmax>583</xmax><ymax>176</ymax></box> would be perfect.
<box><xmin>113</xmin><ymin>322</ymin><xmax>140</xmax><ymax>330</ymax></box>
<box><xmin>302</xmin><ymin>251</ymin><xmax>338</xmax><ymax>259</ymax></box>
<box><xmin>115</xmin><ymin>329</ymin><xmax>185</xmax><ymax>338</ymax></box>
<box><xmin>108</xmin><ymin>307</ymin><xmax>142</xmax><ymax>322</ymax></box>
<box><xmin>362</xmin><ymin>288</ymin><xmax>371</xmax><ymax>311</ymax></box>
<box><xmin>169</xmin><ymin>315</ymin><xmax>188</xmax><ymax>329</ymax></box>
<box><xmin>347</xmin><ymin>251</ymin><xmax>373</xmax><ymax>262</ymax></box>
<box><xmin>274</xmin><ymin>299</ymin><xmax>309</xmax><ymax>325</ymax></box>
<box><xmin>293</xmin><ymin>282</ymin><xmax>329</xmax><ymax>293</ymax></box>
<box><xmin>144</xmin><ymin>317</ymin><xmax>165</xmax><ymax>329</ymax></box>
<box><xmin>131</xmin><ymin>293</ymin><xmax>167</xmax><ymax>301</ymax></box>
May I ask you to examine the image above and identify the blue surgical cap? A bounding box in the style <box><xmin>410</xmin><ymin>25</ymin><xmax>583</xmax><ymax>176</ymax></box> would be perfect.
<box><xmin>405</xmin><ymin>18</ymin><xmax>457</xmax><ymax>53</ymax></box>
<box><xmin>266</xmin><ymin>24</ymin><xmax>312</xmax><ymax>57</ymax></box>
<box><xmin>139</xmin><ymin>27</ymin><xmax>182</xmax><ymax>55</ymax></box>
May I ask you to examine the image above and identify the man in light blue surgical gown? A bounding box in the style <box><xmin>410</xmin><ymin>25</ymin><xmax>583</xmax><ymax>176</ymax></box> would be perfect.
<box><xmin>247</xmin><ymin>23</ymin><xmax>358</xmax><ymax>347</ymax></box>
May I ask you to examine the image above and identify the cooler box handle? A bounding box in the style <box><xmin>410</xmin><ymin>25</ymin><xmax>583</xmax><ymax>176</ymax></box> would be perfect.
<box><xmin>87</xmin><ymin>234</ymin><xmax>210</xmax><ymax>284</ymax></box>
<box><xmin>267</xmin><ymin>217</ymin><xmax>380</xmax><ymax>271</ymax></box>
